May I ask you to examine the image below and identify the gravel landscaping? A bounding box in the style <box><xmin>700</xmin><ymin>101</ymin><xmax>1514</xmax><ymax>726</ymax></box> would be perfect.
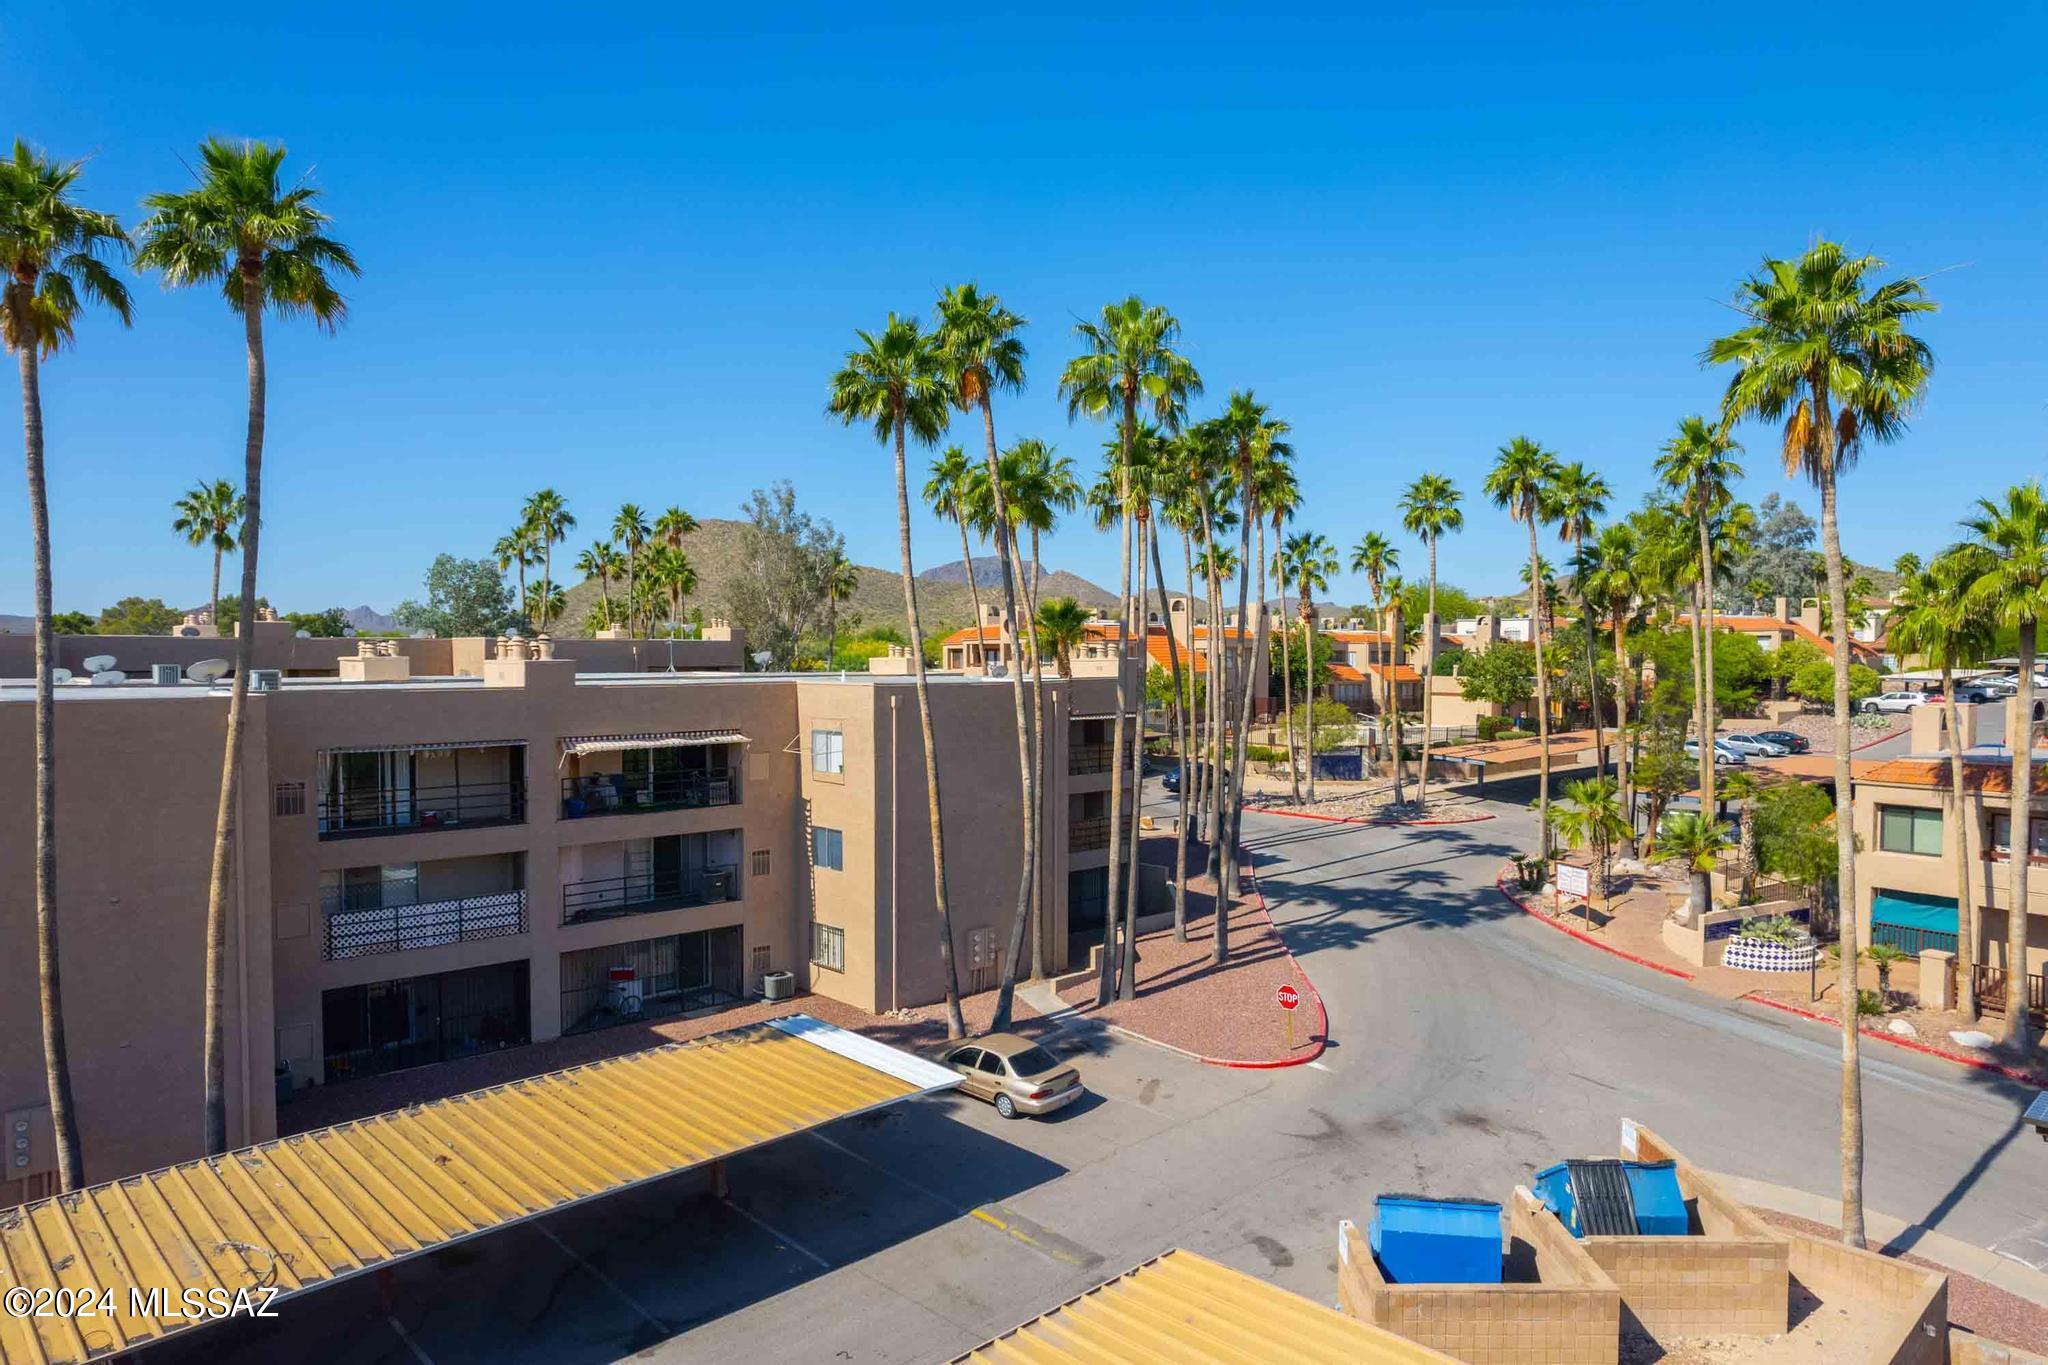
<box><xmin>1732</xmin><ymin>710</ymin><xmax>1907</xmax><ymax>752</ymax></box>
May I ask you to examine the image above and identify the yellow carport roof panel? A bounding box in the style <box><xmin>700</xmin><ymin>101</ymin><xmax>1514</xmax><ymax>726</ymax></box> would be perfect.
<box><xmin>0</xmin><ymin>1014</ymin><xmax>956</xmax><ymax>1365</ymax></box>
<box><xmin>954</xmin><ymin>1248</ymin><xmax>1457</xmax><ymax>1364</ymax></box>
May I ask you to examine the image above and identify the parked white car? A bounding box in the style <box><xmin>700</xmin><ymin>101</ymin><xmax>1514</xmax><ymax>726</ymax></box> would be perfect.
<box><xmin>1717</xmin><ymin>732</ymin><xmax>1790</xmax><ymax>759</ymax></box>
<box><xmin>1684</xmin><ymin>738</ymin><xmax>1748</xmax><ymax>766</ymax></box>
<box><xmin>1860</xmin><ymin>691</ymin><xmax>1933</xmax><ymax>716</ymax></box>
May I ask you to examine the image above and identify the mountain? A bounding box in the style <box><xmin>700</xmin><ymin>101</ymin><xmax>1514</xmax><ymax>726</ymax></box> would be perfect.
<box><xmin>344</xmin><ymin>604</ymin><xmax>397</xmax><ymax>633</ymax></box>
<box><xmin>919</xmin><ymin>556</ymin><xmax>1119</xmax><ymax>610</ymax></box>
<box><xmin>551</xmin><ymin>520</ymin><xmax>1118</xmax><ymax>641</ymax></box>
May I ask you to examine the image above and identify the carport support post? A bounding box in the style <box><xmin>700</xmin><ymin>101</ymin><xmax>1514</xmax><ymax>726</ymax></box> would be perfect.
<box><xmin>709</xmin><ymin>1158</ymin><xmax>729</xmax><ymax>1200</ymax></box>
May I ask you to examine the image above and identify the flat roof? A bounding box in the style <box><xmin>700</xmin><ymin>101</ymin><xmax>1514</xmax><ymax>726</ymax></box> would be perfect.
<box><xmin>953</xmin><ymin>1248</ymin><xmax>1453</xmax><ymax>1363</ymax></box>
<box><xmin>0</xmin><ymin>668</ymin><xmax>1046</xmax><ymax>703</ymax></box>
<box><xmin>0</xmin><ymin>1015</ymin><xmax>956</xmax><ymax>1365</ymax></box>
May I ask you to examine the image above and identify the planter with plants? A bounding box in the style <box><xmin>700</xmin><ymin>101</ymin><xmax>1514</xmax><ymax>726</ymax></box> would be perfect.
<box><xmin>1721</xmin><ymin>913</ymin><xmax>1822</xmax><ymax>972</ymax></box>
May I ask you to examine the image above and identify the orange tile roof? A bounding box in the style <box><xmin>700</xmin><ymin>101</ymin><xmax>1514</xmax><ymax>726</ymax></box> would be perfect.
<box><xmin>941</xmin><ymin>625</ymin><xmax>1007</xmax><ymax>646</ymax></box>
<box><xmin>1677</xmin><ymin>614</ymin><xmax>1880</xmax><ymax>660</ymax></box>
<box><xmin>1327</xmin><ymin>662</ymin><xmax>1367</xmax><ymax>683</ymax></box>
<box><xmin>1366</xmin><ymin>663</ymin><xmax>1423</xmax><ymax>683</ymax></box>
<box><xmin>1858</xmin><ymin>757</ymin><xmax>2048</xmax><ymax>796</ymax></box>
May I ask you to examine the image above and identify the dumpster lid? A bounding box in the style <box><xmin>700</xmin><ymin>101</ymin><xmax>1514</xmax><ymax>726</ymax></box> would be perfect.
<box><xmin>1564</xmin><ymin>1159</ymin><xmax>1639</xmax><ymax>1236</ymax></box>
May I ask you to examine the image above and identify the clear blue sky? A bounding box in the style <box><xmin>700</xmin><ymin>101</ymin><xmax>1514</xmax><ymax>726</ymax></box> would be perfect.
<box><xmin>7</xmin><ymin>5</ymin><xmax>2044</xmax><ymax>617</ymax></box>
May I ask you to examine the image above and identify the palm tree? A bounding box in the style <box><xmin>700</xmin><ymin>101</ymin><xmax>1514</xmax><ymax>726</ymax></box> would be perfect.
<box><xmin>1719</xmin><ymin>770</ymin><xmax>1763</xmax><ymax>904</ymax></box>
<box><xmin>1708</xmin><ymin>239</ymin><xmax>1936</xmax><ymax>1248</ymax></box>
<box><xmin>655</xmin><ymin>505</ymin><xmax>697</xmax><ymax>548</ymax></box>
<box><xmin>1960</xmin><ymin>483</ymin><xmax>2048</xmax><ymax>1054</ymax></box>
<box><xmin>576</xmin><ymin>542</ymin><xmax>623</xmax><ymax>625</ymax></box>
<box><xmin>822</xmin><ymin>547</ymin><xmax>859</xmax><ymax>669</ymax></box>
<box><xmin>1656</xmin><ymin>417</ymin><xmax>1745</xmax><ymax>810</ymax></box>
<box><xmin>611</xmin><ymin>503</ymin><xmax>651</xmax><ymax>635</ymax></box>
<box><xmin>1486</xmin><ymin>437</ymin><xmax>1564</xmax><ymax>857</ymax></box>
<box><xmin>1270</xmin><ymin>539</ymin><xmax>1304</xmax><ymax>803</ymax></box>
<box><xmin>1005</xmin><ymin>438</ymin><xmax>1079</xmax><ymax>623</ymax></box>
<box><xmin>1549</xmin><ymin>463</ymin><xmax>1611</xmax><ymax>772</ymax></box>
<box><xmin>1651</xmin><ymin>811</ymin><xmax>1734</xmax><ymax>928</ymax></box>
<box><xmin>1212</xmin><ymin>394</ymin><xmax>1291</xmax><ymax>927</ymax></box>
<box><xmin>1549</xmin><ymin>777</ymin><xmax>1629</xmax><ymax>918</ymax></box>
<box><xmin>530</xmin><ymin>579</ymin><xmax>568</xmax><ymax>632</ymax></box>
<box><xmin>1579</xmin><ymin>522</ymin><xmax>1645</xmax><ymax>855</ymax></box>
<box><xmin>1036</xmin><ymin>596</ymin><xmax>1091</xmax><ymax>679</ymax></box>
<box><xmin>924</xmin><ymin>445</ymin><xmax>987</xmax><ymax>648</ymax></box>
<box><xmin>494</xmin><ymin>524</ymin><xmax>542</xmax><ymax>626</ymax></box>
<box><xmin>641</xmin><ymin>544</ymin><xmax>696</xmax><ymax>637</ymax></box>
<box><xmin>1887</xmin><ymin>553</ymin><xmax>1991</xmax><ymax>1022</ymax></box>
<box><xmin>935</xmin><ymin>282</ymin><xmax>1040</xmax><ymax>1025</ymax></box>
<box><xmin>1286</xmin><ymin>531</ymin><xmax>1338</xmax><ymax>801</ymax></box>
<box><xmin>1351</xmin><ymin>532</ymin><xmax>1400</xmax><ymax>795</ymax></box>
<box><xmin>1400</xmin><ymin>474</ymin><xmax>1463</xmax><ymax>807</ymax></box>
<box><xmin>521</xmin><ymin>489</ymin><xmax>575</xmax><ymax>632</ymax></box>
<box><xmin>1</xmin><ymin>140</ymin><xmax>132</xmax><ymax>1191</ymax></box>
<box><xmin>172</xmin><ymin>478</ymin><xmax>245</xmax><ymax>634</ymax></box>
<box><xmin>137</xmin><ymin>137</ymin><xmax>355</xmax><ymax>1157</ymax></box>
<box><xmin>1061</xmin><ymin>297</ymin><xmax>1201</xmax><ymax>991</ymax></box>
<box><xmin>829</xmin><ymin>313</ymin><xmax>966</xmax><ymax>1038</ymax></box>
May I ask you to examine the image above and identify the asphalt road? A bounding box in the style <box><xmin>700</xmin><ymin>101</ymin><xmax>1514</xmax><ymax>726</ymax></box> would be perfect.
<box><xmin>172</xmin><ymin>788</ymin><xmax>2045</xmax><ymax>1364</ymax></box>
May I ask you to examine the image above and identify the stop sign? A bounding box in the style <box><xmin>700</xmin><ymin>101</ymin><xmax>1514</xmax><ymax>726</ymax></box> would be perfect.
<box><xmin>1276</xmin><ymin>983</ymin><xmax>1300</xmax><ymax>1011</ymax></box>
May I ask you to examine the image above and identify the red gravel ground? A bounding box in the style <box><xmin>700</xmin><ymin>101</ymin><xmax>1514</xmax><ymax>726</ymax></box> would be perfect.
<box><xmin>1752</xmin><ymin>1208</ymin><xmax>2048</xmax><ymax>1356</ymax></box>
<box><xmin>280</xmin><ymin>987</ymin><xmax>1043</xmax><ymax>1135</ymax></box>
<box><xmin>1056</xmin><ymin>873</ymin><xmax>1323</xmax><ymax>1065</ymax></box>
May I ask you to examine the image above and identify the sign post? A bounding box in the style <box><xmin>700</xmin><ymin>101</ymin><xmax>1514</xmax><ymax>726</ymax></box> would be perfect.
<box><xmin>1276</xmin><ymin>982</ymin><xmax>1301</xmax><ymax>1050</ymax></box>
<box><xmin>1557</xmin><ymin>862</ymin><xmax>1592</xmax><ymax>929</ymax></box>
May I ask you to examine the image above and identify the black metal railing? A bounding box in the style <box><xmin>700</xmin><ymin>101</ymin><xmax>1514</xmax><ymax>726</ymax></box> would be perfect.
<box><xmin>558</xmin><ymin>770</ymin><xmax>741</xmax><ymax>819</ymax></box>
<box><xmin>1068</xmin><ymin>743</ymin><xmax>1114</xmax><ymax>775</ymax></box>
<box><xmin>1070</xmin><ymin>816</ymin><xmax>1111</xmax><ymax>852</ymax></box>
<box><xmin>1869</xmin><ymin>922</ymin><xmax>1957</xmax><ymax>958</ymax></box>
<box><xmin>317</xmin><ymin>781</ymin><xmax>526</xmax><ymax>838</ymax></box>
<box><xmin>322</xmin><ymin>889</ymin><xmax>527</xmax><ymax>960</ymax></box>
<box><xmin>1973</xmin><ymin>964</ymin><xmax>2047</xmax><ymax>1020</ymax></box>
<box><xmin>560</xmin><ymin>866</ymin><xmax>740</xmax><ymax>924</ymax></box>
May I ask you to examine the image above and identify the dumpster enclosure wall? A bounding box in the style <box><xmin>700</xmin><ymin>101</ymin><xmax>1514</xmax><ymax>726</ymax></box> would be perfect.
<box><xmin>1337</xmin><ymin>1188</ymin><xmax>1621</xmax><ymax>1365</ymax></box>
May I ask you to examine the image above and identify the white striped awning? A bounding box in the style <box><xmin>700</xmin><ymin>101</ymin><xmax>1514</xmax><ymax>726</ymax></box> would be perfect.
<box><xmin>323</xmin><ymin>740</ymin><xmax>524</xmax><ymax>756</ymax></box>
<box><xmin>558</xmin><ymin>730</ymin><xmax>750</xmax><ymax>761</ymax></box>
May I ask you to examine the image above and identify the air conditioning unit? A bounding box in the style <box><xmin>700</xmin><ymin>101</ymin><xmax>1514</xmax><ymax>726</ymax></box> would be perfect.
<box><xmin>249</xmin><ymin>669</ymin><xmax>283</xmax><ymax>692</ymax></box>
<box><xmin>151</xmin><ymin>663</ymin><xmax>182</xmax><ymax>686</ymax></box>
<box><xmin>761</xmin><ymin>970</ymin><xmax>795</xmax><ymax>1001</ymax></box>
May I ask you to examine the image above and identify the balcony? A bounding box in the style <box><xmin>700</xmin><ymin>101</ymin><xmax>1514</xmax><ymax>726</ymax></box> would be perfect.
<box><xmin>1070</xmin><ymin>816</ymin><xmax>1111</xmax><ymax>852</ymax></box>
<box><xmin>561</xmin><ymin>866</ymin><xmax>740</xmax><ymax>925</ymax></box>
<box><xmin>1068</xmin><ymin>743</ymin><xmax>1114</xmax><ymax>776</ymax></box>
<box><xmin>559</xmin><ymin>769</ymin><xmax>741</xmax><ymax>820</ymax></box>
<box><xmin>321</xmin><ymin>886</ymin><xmax>528</xmax><ymax>960</ymax></box>
<box><xmin>317</xmin><ymin>780</ymin><xmax>526</xmax><ymax>838</ymax></box>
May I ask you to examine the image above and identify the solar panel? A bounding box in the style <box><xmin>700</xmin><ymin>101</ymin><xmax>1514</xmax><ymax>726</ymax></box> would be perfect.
<box><xmin>2026</xmin><ymin>1090</ymin><xmax>2048</xmax><ymax>1141</ymax></box>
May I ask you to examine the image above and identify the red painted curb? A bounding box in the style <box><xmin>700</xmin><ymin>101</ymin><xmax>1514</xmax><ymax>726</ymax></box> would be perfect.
<box><xmin>1198</xmin><ymin>866</ymin><xmax>1330</xmax><ymax>1070</ymax></box>
<box><xmin>1254</xmin><ymin>806</ymin><xmax>1496</xmax><ymax>828</ymax></box>
<box><xmin>1742</xmin><ymin>993</ymin><xmax>2048</xmax><ymax>1086</ymax></box>
<box><xmin>1494</xmin><ymin>867</ymin><xmax>1695</xmax><ymax>981</ymax></box>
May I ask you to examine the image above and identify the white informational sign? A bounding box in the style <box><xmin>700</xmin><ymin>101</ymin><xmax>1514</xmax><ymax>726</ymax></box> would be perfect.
<box><xmin>1557</xmin><ymin>863</ymin><xmax>1591</xmax><ymax>900</ymax></box>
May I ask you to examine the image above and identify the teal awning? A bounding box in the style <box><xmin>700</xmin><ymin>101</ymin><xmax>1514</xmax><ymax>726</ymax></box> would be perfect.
<box><xmin>1871</xmin><ymin>889</ymin><xmax>1957</xmax><ymax>934</ymax></box>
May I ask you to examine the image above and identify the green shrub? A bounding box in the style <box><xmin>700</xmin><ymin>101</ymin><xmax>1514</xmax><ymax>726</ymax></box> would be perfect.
<box><xmin>1855</xmin><ymin>988</ymin><xmax>1886</xmax><ymax>1018</ymax></box>
<box><xmin>1512</xmin><ymin>854</ymin><xmax>1549</xmax><ymax>892</ymax></box>
<box><xmin>1738</xmin><ymin>914</ymin><xmax>1802</xmax><ymax>946</ymax></box>
<box><xmin>1478</xmin><ymin>715</ymin><xmax>1514</xmax><ymax>742</ymax></box>
<box><xmin>1246</xmin><ymin>744</ymin><xmax>1287</xmax><ymax>764</ymax></box>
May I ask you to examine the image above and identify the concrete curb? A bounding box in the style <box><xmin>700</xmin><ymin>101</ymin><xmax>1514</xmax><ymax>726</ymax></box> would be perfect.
<box><xmin>1494</xmin><ymin>866</ymin><xmax>1695</xmax><ymax>981</ymax></box>
<box><xmin>1708</xmin><ymin>1168</ymin><xmax>2048</xmax><ymax>1311</ymax></box>
<box><xmin>1252</xmin><ymin>805</ymin><xmax>1495</xmax><ymax>829</ymax></box>
<box><xmin>1742</xmin><ymin>993</ymin><xmax>2048</xmax><ymax>1087</ymax></box>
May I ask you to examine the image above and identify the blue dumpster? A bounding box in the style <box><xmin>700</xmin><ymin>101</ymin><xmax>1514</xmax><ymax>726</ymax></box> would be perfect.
<box><xmin>1622</xmin><ymin>1161</ymin><xmax>1688</xmax><ymax>1236</ymax></box>
<box><xmin>1532</xmin><ymin>1163</ymin><xmax>1580</xmax><ymax>1234</ymax></box>
<box><xmin>1368</xmin><ymin>1195</ymin><xmax>1502</xmax><ymax>1284</ymax></box>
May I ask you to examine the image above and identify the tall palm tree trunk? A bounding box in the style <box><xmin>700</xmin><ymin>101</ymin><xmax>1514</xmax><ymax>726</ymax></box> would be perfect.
<box><xmin>1277</xmin><ymin>580</ymin><xmax>1298</xmax><ymax>803</ymax></box>
<box><xmin>1021</xmin><ymin>523</ymin><xmax>1050</xmax><ymax>981</ymax></box>
<box><xmin>1153</xmin><ymin>522</ymin><xmax>1192</xmax><ymax>943</ymax></box>
<box><xmin>1098</xmin><ymin>395</ymin><xmax>1137</xmax><ymax>1007</ymax></box>
<box><xmin>1689</xmin><ymin>580</ymin><xmax>1712</xmax><ymax>805</ymax></box>
<box><xmin>541</xmin><ymin>538</ymin><xmax>553</xmax><ymax>631</ymax></box>
<box><xmin>1819</xmin><ymin>457</ymin><xmax>1865</xmax><ymax>1249</ymax></box>
<box><xmin>980</xmin><ymin>401</ymin><xmax>1037</xmax><ymax>1033</ymax></box>
<box><xmin>1527</xmin><ymin>520</ymin><xmax>1553</xmax><ymax>858</ymax></box>
<box><xmin>20</xmin><ymin>339</ymin><xmax>82</xmax><ymax>1189</ymax></box>
<box><xmin>1388</xmin><ymin>607</ymin><xmax>1407</xmax><ymax>805</ymax></box>
<box><xmin>1612</xmin><ymin>620</ymin><xmax>1637</xmax><ymax>857</ymax></box>
<box><xmin>203</xmin><ymin>284</ymin><xmax>265</xmax><ymax>1156</ymax></box>
<box><xmin>1199</xmin><ymin>490</ymin><xmax>1225</xmax><ymax>872</ymax></box>
<box><xmin>1117</xmin><ymin>513</ymin><xmax>1152</xmax><ymax>1001</ymax></box>
<box><xmin>1698</xmin><ymin>515</ymin><xmax>1719</xmax><ymax>812</ymax></box>
<box><xmin>2005</xmin><ymin>621</ymin><xmax>2036</xmax><ymax>1054</ymax></box>
<box><xmin>892</xmin><ymin>402</ymin><xmax>965</xmax><ymax>1040</ymax></box>
<box><xmin>1222</xmin><ymin>473</ymin><xmax>1255</xmax><ymax>913</ymax></box>
<box><xmin>1418</xmin><ymin>538</ymin><xmax>1438</xmax><ymax>808</ymax></box>
<box><xmin>209</xmin><ymin>545</ymin><xmax>223</xmax><ymax>638</ymax></box>
<box><xmin>1940</xmin><ymin>666</ymin><xmax>1976</xmax><ymax>1023</ymax></box>
<box><xmin>1578</xmin><ymin>529</ymin><xmax>1605</xmax><ymax>779</ymax></box>
<box><xmin>956</xmin><ymin>516</ymin><xmax>985</xmax><ymax>665</ymax></box>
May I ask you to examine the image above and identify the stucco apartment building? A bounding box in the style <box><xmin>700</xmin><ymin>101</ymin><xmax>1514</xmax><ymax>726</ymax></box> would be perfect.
<box><xmin>941</xmin><ymin>597</ymin><xmax>1272</xmax><ymax>713</ymax></box>
<box><xmin>0</xmin><ymin>632</ymin><xmax>1129</xmax><ymax>1202</ymax></box>
<box><xmin>1847</xmin><ymin>703</ymin><xmax>2048</xmax><ymax>1015</ymax></box>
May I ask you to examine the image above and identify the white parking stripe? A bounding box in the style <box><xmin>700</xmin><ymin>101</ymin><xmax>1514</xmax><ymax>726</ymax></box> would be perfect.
<box><xmin>723</xmin><ymin>1197</ymin><xmax>833</xmax><ymax>1270</ymax></box>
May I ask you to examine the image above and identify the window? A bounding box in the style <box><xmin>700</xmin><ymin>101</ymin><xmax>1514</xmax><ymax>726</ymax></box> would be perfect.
<box><xmin>1987</xmin><ymin>813</ymin><xmax>2048</xmax><ymax>861</ymax></box>
<box><xmin>273</xmin><ymin>781</ymin><xmax>306</xmax><ymax>817</ymax></box>
<box><xmin>813</xmin><ymin>826</ymin><xmax>844</xmax><ymax>871</ymax></box>
<box><xmin>810</xmin><ymin>922</ymin><xmax>845</xmax><ymax>972</ymax></box>
<box><xmin>951</xmin><ymin>1047</ymin><xmax>982</xmax><ymax>1070</ymax></box>
<box><xmin>975</xmin><ymin>1052</ymin><xmax>1008</xmax><ymax>1076</ymax></box>
<box><xmin>1877</xmin><ymin>805</ymin><xmax>1943</xmax><ymax>857</ymax></box>
<box><xmin>811</xmin><ymin>729</ymin><xmax>845</xmax><ymax>775</ymax></box>
<box><xmin>751</xmin><ymin>849</ymin><xmax>771</xmax><ymax>877</ymax></box>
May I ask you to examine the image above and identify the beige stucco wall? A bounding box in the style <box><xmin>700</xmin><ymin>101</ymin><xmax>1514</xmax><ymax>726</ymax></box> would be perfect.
<box><xmin>1852</xmin><ymin>775</ymin><xmax>2048</xmax><ymax>971</ymax></box>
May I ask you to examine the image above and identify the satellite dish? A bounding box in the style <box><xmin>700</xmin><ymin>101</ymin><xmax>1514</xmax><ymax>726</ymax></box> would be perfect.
<box><xmin>410</xmin><ymin>629</ymin><xmax>434</xmax><ymax>640</ymax></box>
<box><xmin>186</xmin><ymin>658</ymin><xmax>231</xmax><ymax>684</ymax></box>
<box><xmin>295</xmin><ymin>629</ymin><xmax>312</xmax><ymax>639</ymax></box>
<box><xmin>82</xmin><ymin>654</ymin><xmax>117</xmax><ymax>673</ymax></box>
<box><xmin>89</xmin><ymin>669</ymin><xmax>126</xmax><ymax>686</ymax></box>
<box><xmin>49</xmin><ymin>667</ymin><xmax>72</xmax><ymax>684</ymax></box>
<box><xmin>751</xmin><ymin>650</ymin><xmax>772</xmax><ymax>668</ymax></box>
